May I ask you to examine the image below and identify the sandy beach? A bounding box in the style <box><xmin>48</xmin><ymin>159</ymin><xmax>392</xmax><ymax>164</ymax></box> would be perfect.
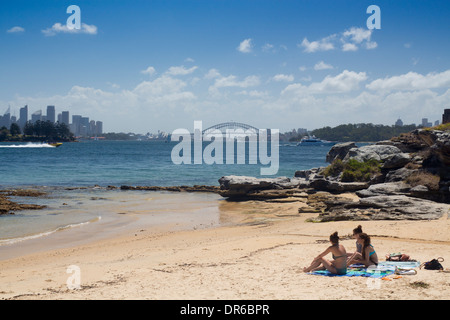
<box><xmin>1</xmin><ymin>191</ymin><xmax>449</xmax><ymax>300</ymax></box>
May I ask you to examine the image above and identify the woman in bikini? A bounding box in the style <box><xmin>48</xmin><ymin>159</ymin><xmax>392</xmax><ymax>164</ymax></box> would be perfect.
<box><xmin>347</xmin><ymin>225</ymin><xmax>363</xmax><ymax>258</ymax></box>
<box><xmin>303</xmin><ymin>232</ymin><xmax>347</xmax><ymax>275</ymax></box>
<box><xmin>347</xmin><ymin>232</ymin><xmax>378</xmax><ymax>267</ymax></box>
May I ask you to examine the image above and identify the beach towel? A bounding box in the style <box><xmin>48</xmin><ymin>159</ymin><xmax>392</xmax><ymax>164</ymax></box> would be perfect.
<box><xmin>309</xmin><ymin>261</ymin><xmax>420</xmax><ymax>278</ymax></box>
<box><xmin>378</xmin><ymin>261</ymin><xmax>421</xmax><ymax>269</ymax></box>
<box><xmin>310</xmin><ymin>267</ymin><xmax>394</xmax><ymax>278</ymax></box>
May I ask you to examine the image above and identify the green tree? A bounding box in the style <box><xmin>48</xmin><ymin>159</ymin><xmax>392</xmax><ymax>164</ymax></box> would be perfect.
<box><xmin>0</xmin><ymin>126</ymin><xmax>9</xmax><ymax>141</ymax></box>
<box><xmin>9</xmin><ymin>123</ymin><xmax>21</xmax><ymax>136</ymax></box>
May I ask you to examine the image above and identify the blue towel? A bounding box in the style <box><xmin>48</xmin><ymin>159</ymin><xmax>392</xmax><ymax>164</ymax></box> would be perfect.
<box><xmin>310</xmin><ymin>267</ymin><xmax>395</xmax><ymax>278</ymax></box>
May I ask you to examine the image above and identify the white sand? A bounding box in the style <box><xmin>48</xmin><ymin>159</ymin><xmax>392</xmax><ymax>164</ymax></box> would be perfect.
<box><xmin>1</xmin><ymin>194</ymin><xmax>449</xmax><ymax>300</ymax></box>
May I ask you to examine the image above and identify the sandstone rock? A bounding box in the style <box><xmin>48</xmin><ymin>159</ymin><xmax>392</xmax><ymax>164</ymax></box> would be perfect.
<box><xmin>385</xmin><ymin>167</ymin><xmax>418</xmax><ymax>182</ymax></box>
<box><xmin>344</xmin><ymin>145</ymin><xmax>403</xmax><ymax>163</ymax></box>
<box><xmin>218</xmin><ymin>175</ymin><xmax>294</xmax><ymax>199</ymax></box>
<box><xmin>316</xmin><ymin>195</ymin><xmax>449</xmax><ymax>221</ymax></box>
<box><xmin>356</xmin><ymin>182</ymin><xmax>410</xmax><ymax>197</ymax></box>
<box><xmin>326</xmin><ymin>142</ymin><xmax>356</xmax><ymax>163</ymax></box>
<box><xmin>382</xmin><ymin>153</ymin><xmax>411</xmax><ymax>169</ymax></box>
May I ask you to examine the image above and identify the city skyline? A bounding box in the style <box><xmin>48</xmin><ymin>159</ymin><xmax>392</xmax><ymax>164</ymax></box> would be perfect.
<box><xmin>1</xmin><ymin>0</ymin><xmax>449</xmax><ymax>133</ymax></box>
<box><xmin>0</xmin><ymin>104</ymin><xmax>103</xmax><ymax>137</ymax></box>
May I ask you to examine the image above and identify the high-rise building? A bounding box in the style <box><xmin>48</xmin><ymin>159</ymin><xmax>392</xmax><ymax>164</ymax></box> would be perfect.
<box><xmin>89</xmin><ymin>120</ymin><xmax>96</xmax><ymax>136</ymax></box>
<box><xmin>95</xmin><ymin>121</ymin><xmax>103</xmax><ymax>135</ymax></box>
<box><xmin>443</xmin><ymin>109</ymin><xmax>450</xmax><ymax>124</ymax></box>
<box><xmin>31</xmin><ymin>110</ymin><xmax>42</xmax><ymax>123</ymax></box>
<box><xmin>421</xmin><ymin>118</ymin><xmax>432</xmax><ymax>127</ymax></box>
<box><xmin>80</xmin><ymin>117</ymin><xmax>90</xmax><ymax>136</ymax></box>
<box><xmin>19</xmin><ymin>105</ymin><xmax>28</xmax><ymax>129</ymax></box>
<box><xmin>46</xmin><ymin>105</ymin><xmax>55</xmax><ymax>123</ymax></box>
<box><xmin>0</xmin><ymin>107</ymin><xmax>11</xmax><ymax>128</ymax></box>
<box><xmin>71</xmin><ymin>115</ymin><xmax>82</xmax><ymax>136</ymax></box>
<box><xmin>61</xmin><ymin>111</ymin><xmax>69</xmax><ymax>125</ymax></box>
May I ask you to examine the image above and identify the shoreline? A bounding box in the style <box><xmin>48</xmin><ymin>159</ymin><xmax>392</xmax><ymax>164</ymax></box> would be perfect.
<box><xmin>1</xmin><ymin>207</ymin><xmax>449</xmax><ymax>300</ymax></box>
<box><xmin>0</xmin><ymin>186</ymin><xmax>449</xmax><ymax>300</ymax></box>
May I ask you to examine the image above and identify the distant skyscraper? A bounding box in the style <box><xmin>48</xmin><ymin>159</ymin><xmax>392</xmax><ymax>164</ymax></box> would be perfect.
<box><xmin>0</xmin><ymin>107</ymin><xmax>11</xmax><ymax>128</ymax></box>
<box><xmin>31</xmin><ymin>110</ymin><xmax>42</xmax><ymax>123</ymax></box>
<box><xmin>19</xmin><ymin>105</ymin><xmax>28</xmax><ymax>129</ymax></box>
<box><xmin>89</xmin><ymin>120</ymin><xmax>96</xmax><ymax>136</ymax></box>
<box><xmin>395</xmin><ymin>118</ymin><xmax>403</xmax><ymax>126</ymax></box>
<box><xmin>95</xmin><ymin>121</ymin><xmax>103</xmax><ymax>135</ymax></box>
<box><xmin>80</xmin><ymin>117</ymin><xmax>90</xmax><ymax>136</ymax></box>
<box><xmin>71</xmin><ymin>115</ymin><xmax>82</xmax><ymax>136</ymax></box>
<box><xmin>443</xmin><ymin>109</ymin><xmax>450</xmax><ymax>124</ymax></box>
<box><xmin>61</xmin><ymin>111</ymin><xmax>69</xmax><ymax>125</ymax></box>
<box><xmin>421</xmin><ymin>118</ymin><xmax>432</xmax><ymax>127</ymax></box>
<box><xmin>46</xmin><ymin>105</ymin><xmax>55</xmax><ymax>123</ymax></box>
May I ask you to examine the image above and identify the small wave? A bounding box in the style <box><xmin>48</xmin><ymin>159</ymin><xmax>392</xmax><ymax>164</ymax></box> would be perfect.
<box><xmin>0</xmin><ymin>143</ymin><xmax>55</xmax><ymax>148</ymax></box>
<box><xmin>0</xmin><ymin>216</ymin><xmax>101</xmax><ymax>246</ymax></box>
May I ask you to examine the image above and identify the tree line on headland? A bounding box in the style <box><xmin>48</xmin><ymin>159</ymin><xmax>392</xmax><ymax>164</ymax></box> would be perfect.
<box><xmin>308</xmin><ymin>123</ymin><xmax>419</xmax><ymax>142</ymax></box>
<box><xmin>0</xmin><ymin>121</ymin><xmax>75</xmax><ymax>142</ymax></box>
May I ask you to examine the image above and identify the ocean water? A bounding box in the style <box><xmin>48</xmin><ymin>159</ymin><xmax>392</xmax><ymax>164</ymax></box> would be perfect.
<box><xmin>0</xmin><ymin>140</ymin><xmax>332</xmax><ymax>187</ymax></box>
<box><xmin>0</xmin><ymin>140</ymin><xmax>335</xmax><ymax>249</ymax></box>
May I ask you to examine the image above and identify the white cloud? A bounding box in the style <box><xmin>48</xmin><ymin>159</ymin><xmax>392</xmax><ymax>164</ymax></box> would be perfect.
<box><xmin>342</xmin><ymin>43</ymin><xmax>358</xmax><ymax>52</ymax></box>
<box><xmin>314</xmin><ymin>61</ymin><xmax>334</xmax><ymax>70</ymax></box>
<box><xmin>366</xmin><ymin>70</ymin><xmax>450</xmax><ymax>92</ymax></box>
<box><xmin>165</xmin><ymin>65</ymin><xmax>198</xmax><ymax>76</ymax></box>
<box><xmin>42</xmin><ymin>23</ymin><xmax>98</xmax><ymax>36</ymax></box>
<box><xmin>342</xmin><ymin>27</ymin><xmax>372</xmax><ymax>44</ymax></box>
<box><xmin>283</xmin><ymin>70</ymin><xmax>367</xmax><ymax>95</ymax></box>
<box><xmin>141</xmin><ymin>66</ymin><xmax>156</xmax><ymax>76</ymax></box>
<box><xmin>237</xmin><ymin>38</ymin><xmax>253</xmax><ymax>53</ymax></box>
<box><xmin>204</xmin><ymin>68</ymin><xmax>221</xmax><ymax>79</ymax></box>
<box><xmin>365</xmin><ymin>41</ymin><xmax>378</xmax><ymax>50</ymax></box>
<box><xmin>7</xmin><ymin>26</ymin><xmax>25</xmax><ymax>33</ymax></box>
<box><xmin>301</xmin><ymin>27</ymin><xmax>377</xmax><ymax>53</ymax></box>
<box><xmin>272</xmin><ymin>74</ymin><xmax>294</xmax><ymax>82</ymax></box>
<box><xmin>212</xmin><ymin>75</ymin><xmax>260</xmax><ymax>89</ymax></box>
<box><xmin>300</xmin><ymin>36</ymin><xmax>335</xmax><ymax>53</ymax></box>
<box><xmin>209</xmin><ymin>74</ymin><xmax>260</xmax><ymax>96</ymax></box>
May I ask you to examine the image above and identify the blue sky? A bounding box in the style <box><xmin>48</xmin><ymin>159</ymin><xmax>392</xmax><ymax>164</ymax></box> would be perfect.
<box><xmin>1</xmin><ymin>0</ymin><xmax>449</xmax><ymax>133</ymax></box>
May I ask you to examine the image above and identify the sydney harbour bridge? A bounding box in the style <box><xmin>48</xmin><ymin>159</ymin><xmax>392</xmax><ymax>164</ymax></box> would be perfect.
<box><xmin>202</xmin><ymin>121</ymin><xmax>260</xmax><ymax>136</ymax></box>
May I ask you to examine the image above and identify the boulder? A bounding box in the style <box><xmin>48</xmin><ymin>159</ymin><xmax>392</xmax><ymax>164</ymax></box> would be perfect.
<box><xmin>218</xmin><ymin>175</ymin><xmax>293</xmax><ymax>198</ymax></box>
<box><xmin>316</xmin><ymin>195</ymin><xmax>450</xmax><ymax>221</ymax></box>
<box><xmin>356</xmin><ymin>182</ymin><xmax>410</xmax><ymax>197</ymax></box>
<box><xmin>344</xmin><ymin>145</ymin><xmax>403</xmax><ymax>163</ymax></box>
<box><xmin>385</xmin><ymin>167</ymin><xmax>418</xmax><ymax>182</ymax></box>
<box><xmin>382</xmin><ymin>153</ymin><xmax>411</xmax><ymax>169</ymax></box>
<box><xmin>326</xmin><ymin>142</ymin><xmax>356</xmax><ymax>163</ymax></box>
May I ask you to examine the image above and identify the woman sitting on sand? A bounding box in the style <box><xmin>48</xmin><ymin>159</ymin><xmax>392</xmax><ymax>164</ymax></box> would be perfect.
<box><xmin>347</xmin><ymin>233</ymin><xmax>378</xmax><ymax>267</ymax></box>
<box><xmin>347</xmin><ymin>225</ymin><xmax>363</xmax><ymax>258</ymax></box>
<box><xmin>303</xmin><ymin>232</ymin><xmax>347</xmax><ymax>275</ymax></box>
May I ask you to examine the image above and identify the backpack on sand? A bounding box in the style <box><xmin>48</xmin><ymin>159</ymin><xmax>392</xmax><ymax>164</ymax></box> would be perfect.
<box><xmin>420</xmin><ymin>257</ymin><xmax>444</xmax><ymax>270</ymax></box>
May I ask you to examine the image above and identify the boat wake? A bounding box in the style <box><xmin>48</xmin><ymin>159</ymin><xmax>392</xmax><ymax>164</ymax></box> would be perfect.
<box><xmin>0</xmin><ymin>143</ymin><xmax>55</xmax><ymax>148</ymax></box>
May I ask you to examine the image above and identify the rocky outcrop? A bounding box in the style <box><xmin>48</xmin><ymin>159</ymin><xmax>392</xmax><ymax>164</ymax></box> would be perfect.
<box><xmin>343</xmin><ymin>145</ymin><xmax>403</xmax><ymax>163</ymax></box>
<box><xmin>326</xmin><ymin>142</ymin><xmax>356</xmax><ymax>163</ymax></box>
<box><xmin>217</xmin><ymin>176</ymin><xmax>304</xmax><ymax>199</ymax></box>
<box><xmin>217</xmin><ymin>128</ymin><xmax>450</xmax><ymax>221</ymax></box>
<box><xmin>314</xmin><ymin>195</ymin><xmax>449</xmax><ymax>222</ymax></box>
<box><xmin>0</xmin><ymin>190</ymin><xmax>47</xmax><ymax>215</ymax></box>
